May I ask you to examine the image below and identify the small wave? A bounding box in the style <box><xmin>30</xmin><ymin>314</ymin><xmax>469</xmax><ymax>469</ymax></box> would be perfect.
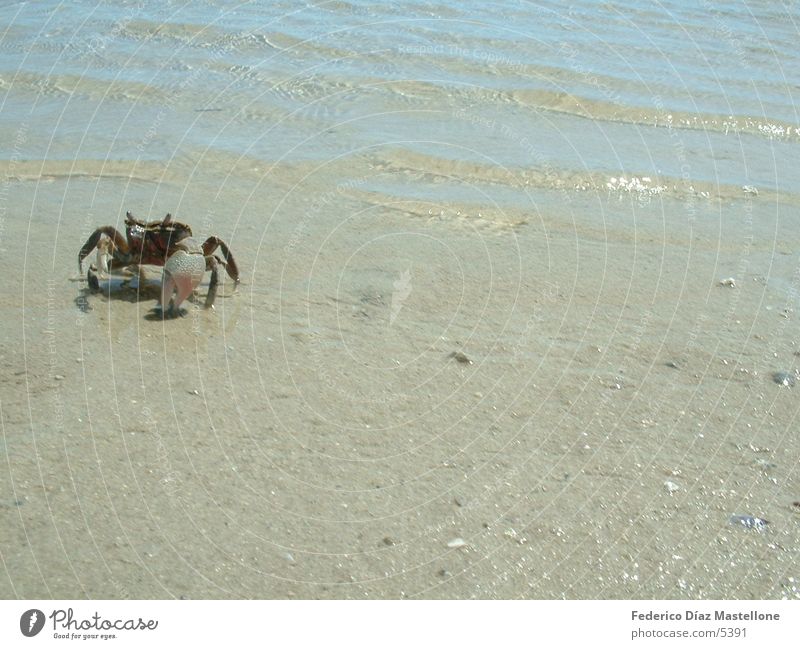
<box><xmin>509</xmin><ymin>88</ymin><xmax>800</xmax><ymax>141</ymax></box>
<box><xmin>0</xmin><ymin>158</ymin><xmax>173</xmax><ymax>184</ymax></box>
<box><xmin>342</xmin><ymin>75</ymin><xmax>800</xmax><ymax>143</ymax></box>
<box><xmin>362</xmin><ymin>147</ymin><xmax>792</xmax><ymax>205</ymax></box>
<box><xmin>120</xmin><ymin>19</ymin><xmax>228</xmax><ymax>48</ymax></box>
<box><xmin>0</xmin><ymin>71</ymin><xmax>167</xmax><ymax>103</ymax></box>
<box><xmin>344</xmin><ymin>187</ymin><xmax>530</xmax><ymax>233</ymax></box>
<box><xmin>215</xmin><ymin>30</ymin><xmax>307</xmax><ymax>54</ymax></box>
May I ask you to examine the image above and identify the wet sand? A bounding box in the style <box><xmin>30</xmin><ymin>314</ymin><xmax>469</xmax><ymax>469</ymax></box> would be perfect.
<box><xmin>2</xmin><ymin>162</ymin><xmax>799</xmax><ymax>599</ymax></box>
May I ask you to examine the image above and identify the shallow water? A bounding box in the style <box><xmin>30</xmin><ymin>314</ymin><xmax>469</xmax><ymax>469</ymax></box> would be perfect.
<box><xmin>2</xmin><ymin>1</ymin><xmax>799</xmax><ymax>195</ymax></box>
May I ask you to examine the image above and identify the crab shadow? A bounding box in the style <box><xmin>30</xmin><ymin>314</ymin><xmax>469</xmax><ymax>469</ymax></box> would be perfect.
<box><xmin>73</xmin><ymin>274</ymin><xmax>162</xmax><ymax>312</ymax></box>
<box><xmin>143</xmin><ymin>306</ymin><xmax>192</xmax><ymax>321</ymax></box>
<box><xmin>74</xmin><ymin>275</ymin><xmax>214</xmax><ymax>321</ymax></box>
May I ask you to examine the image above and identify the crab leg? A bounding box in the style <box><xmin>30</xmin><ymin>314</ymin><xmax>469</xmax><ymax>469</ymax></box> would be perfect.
<box><xmin>201</xmin><ymin>236</ymin><xmax>239</xmax><ymax>282</ymax></box>
<box><xmin>204</xmin><ymin>255</ymin><xmax>221</xmax><ymax>309</ymax></box>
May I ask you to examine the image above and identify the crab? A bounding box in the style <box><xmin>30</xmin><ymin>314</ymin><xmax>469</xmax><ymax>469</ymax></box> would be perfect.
<box><xmin>78</xmin><ymin>211</ymin><xmax>239</xmax><ymax>316</ymax></box>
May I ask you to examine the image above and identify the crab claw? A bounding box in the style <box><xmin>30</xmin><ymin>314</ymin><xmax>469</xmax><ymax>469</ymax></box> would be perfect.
<box><xmin>95</xmin><ymin>238</ymin><xmax>111</xmax><ymax>277</ymax></box>
<box><xmin>159</xmin><ymin>249</ymin><xmax>206</xmax><ymax>315</ymax></box>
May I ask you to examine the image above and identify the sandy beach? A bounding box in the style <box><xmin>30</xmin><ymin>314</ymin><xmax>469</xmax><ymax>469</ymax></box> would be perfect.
<box><xmin>2</xmin><ymin>162</ymin><xmax>799</xmax><ymax>599</ymax></box>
